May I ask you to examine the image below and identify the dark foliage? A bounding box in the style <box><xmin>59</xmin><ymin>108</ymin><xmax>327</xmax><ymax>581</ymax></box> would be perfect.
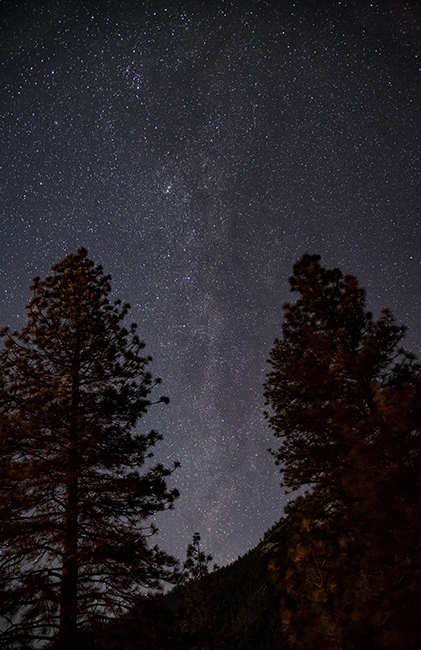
<box><xmin>0</xmin><ymin>248</ymin><xmax>179</xmax><ymax>649</ymax></box>
<box><xmin>75</xmin><ymin>595</ymin><xmax>185</xmax><ymax>650</ymax></box>
<box><xmin>180</xmin><ymin>532</ymin><xmax>215</xmax><ymax>583</ymax></box>
<box><xmin>264</xmin><ymin>254</ymin><xmax>421</xmax><ymax>649</ymax></box>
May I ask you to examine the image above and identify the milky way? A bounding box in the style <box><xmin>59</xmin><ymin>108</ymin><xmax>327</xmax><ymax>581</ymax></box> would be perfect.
<box><xmin>2</xmin><ymin>0</ymin><xmax>420</xmax><ymax>566</ymax></box>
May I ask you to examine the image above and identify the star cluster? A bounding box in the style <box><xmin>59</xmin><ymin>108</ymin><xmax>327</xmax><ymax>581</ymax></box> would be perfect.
<box><xmin>2</xmin><ymin>0</ymin><xmax>420</xmax><ymax>566</ymax></box>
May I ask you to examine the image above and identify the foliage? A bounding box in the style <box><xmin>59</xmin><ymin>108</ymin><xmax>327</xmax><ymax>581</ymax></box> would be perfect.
<box><xmin>264</xmin><ymin>254</ymin><xmax>421</xmax><ymax>649</ymax></box>
<box><xmin>0</xmin><ymin>248</ymin><xmax>179</xmax><ymax>649</ymax></box>
<box><xmin>76</xmin><ymin>595</ymin><xmax>185</xmax><ymax>650</ymax></box>
<box><xmin>269</xmin><ymin>494</ymin><xmax>380</xmax><ymax>650</ymax></box>
<box><xmin>170</xmin><ymin>532</ymin><xmax>215</xmax><ymax>648</ymax></box>
<box><xmin>181</xmin><ymin>532</ymin><xmax>214</xmax><ymax>582</ymax></box>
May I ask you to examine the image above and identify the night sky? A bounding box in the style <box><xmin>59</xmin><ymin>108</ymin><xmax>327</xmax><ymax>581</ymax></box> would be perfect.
<box><xmin>2</xmin><ymin>0</ymin><xmax>420</xmax><ymax>568</ymax></box>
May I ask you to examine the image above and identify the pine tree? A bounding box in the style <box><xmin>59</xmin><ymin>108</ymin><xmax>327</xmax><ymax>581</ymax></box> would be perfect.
<box><xmin>0</xmin><ymin>248</ymin><xmax>179</xmax><ymax>649</ymax></box>
<box><xmin>270</xmin><ymin>493</ymin><xmax>380</xmax><ymax>650</ymax></box>
<box><xmin>264</xmin><ymin>254</ymin><xmax>421</xmax><ymax>649</ymax></box>
<box><xmin>182</xmin><ymin>533</ymin><xmax>214</xmax><ymax>582</ymax></box>
<box><xmin>178</xmin><ymin>533</ymin><xmax>214</xmax><ymax>637</ymax></box>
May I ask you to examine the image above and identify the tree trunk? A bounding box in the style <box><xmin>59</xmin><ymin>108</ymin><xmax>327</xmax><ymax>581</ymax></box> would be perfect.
<box><xmin>58</xmin><ymin>481</ymin><xmax>78</xmax><ymax>650</ymax></box>
<box><xmin>58</xmin><ymin>356</ymin><xmax>80</xmax><ymax>649</ymax></box>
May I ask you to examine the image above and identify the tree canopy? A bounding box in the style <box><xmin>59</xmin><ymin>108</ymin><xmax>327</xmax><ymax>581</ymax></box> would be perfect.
<box><xmin>264</xmin><ymin>254</ymin><xmax>421</xmax><ymax>649</ymax></box>
<box><xmin>0</xmin><ymin>248</ymin><xmax>179</xmax><ymax>649</ymax></box>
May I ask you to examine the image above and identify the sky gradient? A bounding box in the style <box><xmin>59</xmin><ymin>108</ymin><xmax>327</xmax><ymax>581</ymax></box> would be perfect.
<box><xmin>2</xmin><ymin>0</ymin><xmax>420</xmax><ymax>567</ymax></box>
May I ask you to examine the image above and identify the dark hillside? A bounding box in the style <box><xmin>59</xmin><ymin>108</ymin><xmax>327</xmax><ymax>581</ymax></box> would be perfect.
<box><xmin>166</xmin><ymin>518</ymin><xmax>290</xmax><ymax>649</ymax></box>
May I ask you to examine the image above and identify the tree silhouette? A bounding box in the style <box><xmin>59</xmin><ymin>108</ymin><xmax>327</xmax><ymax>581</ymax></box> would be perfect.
<box><xmin>0</xmin><ymin>248</ymin><xmax>179</xmax><ymax>649</ymax></box>
<box><xmin>176</xmin><ymin>533</ymin><xmax>219</xmax><ymax>650</ymax></box>
<box><xmin>182</xmin><ymin>532</ymin><xmax>214</xmax><ymax>582</ymax></box>
<box><xmin>264</xmin><ymin>254</ymin><xmax>421</xmax><ymax>649</ymax></box>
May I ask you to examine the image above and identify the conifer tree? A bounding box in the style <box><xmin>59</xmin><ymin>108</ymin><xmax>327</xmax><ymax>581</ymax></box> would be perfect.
<box><xmin>182</xmin><ymin>533</ymin><xmax>214</xmax><ymax>582</ymax></box>
<box><xmin>264</xmin><ymin>254</ymin><xmax>421</xmax><ymax>649</ymax></box>
<box><xmin>0</xmin><ymin>248</ymin><xmax>179</xmax><ymax>649</ymax></box>
<box><xmin>177</xmin><ymin>533</ymin><xmax>216</xmax><ymax>648</ymax></box>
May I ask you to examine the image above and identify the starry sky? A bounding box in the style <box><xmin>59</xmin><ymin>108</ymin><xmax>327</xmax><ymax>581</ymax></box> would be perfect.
<box><xmin>1</xmin><ymin>0</ymin><xmax>420</xmax><ymax>567</ymax></box>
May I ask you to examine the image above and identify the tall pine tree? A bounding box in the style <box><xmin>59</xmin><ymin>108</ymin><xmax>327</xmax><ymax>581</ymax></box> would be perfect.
<box><xmin>264</xmin><ymin>254</ymin><xmax>421</xmax><ymax>649</ymax></box>
<box><xmin>0</xmin><ymin>248</ymin><xmax>179</xmax><ymax>649</ymax></box>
